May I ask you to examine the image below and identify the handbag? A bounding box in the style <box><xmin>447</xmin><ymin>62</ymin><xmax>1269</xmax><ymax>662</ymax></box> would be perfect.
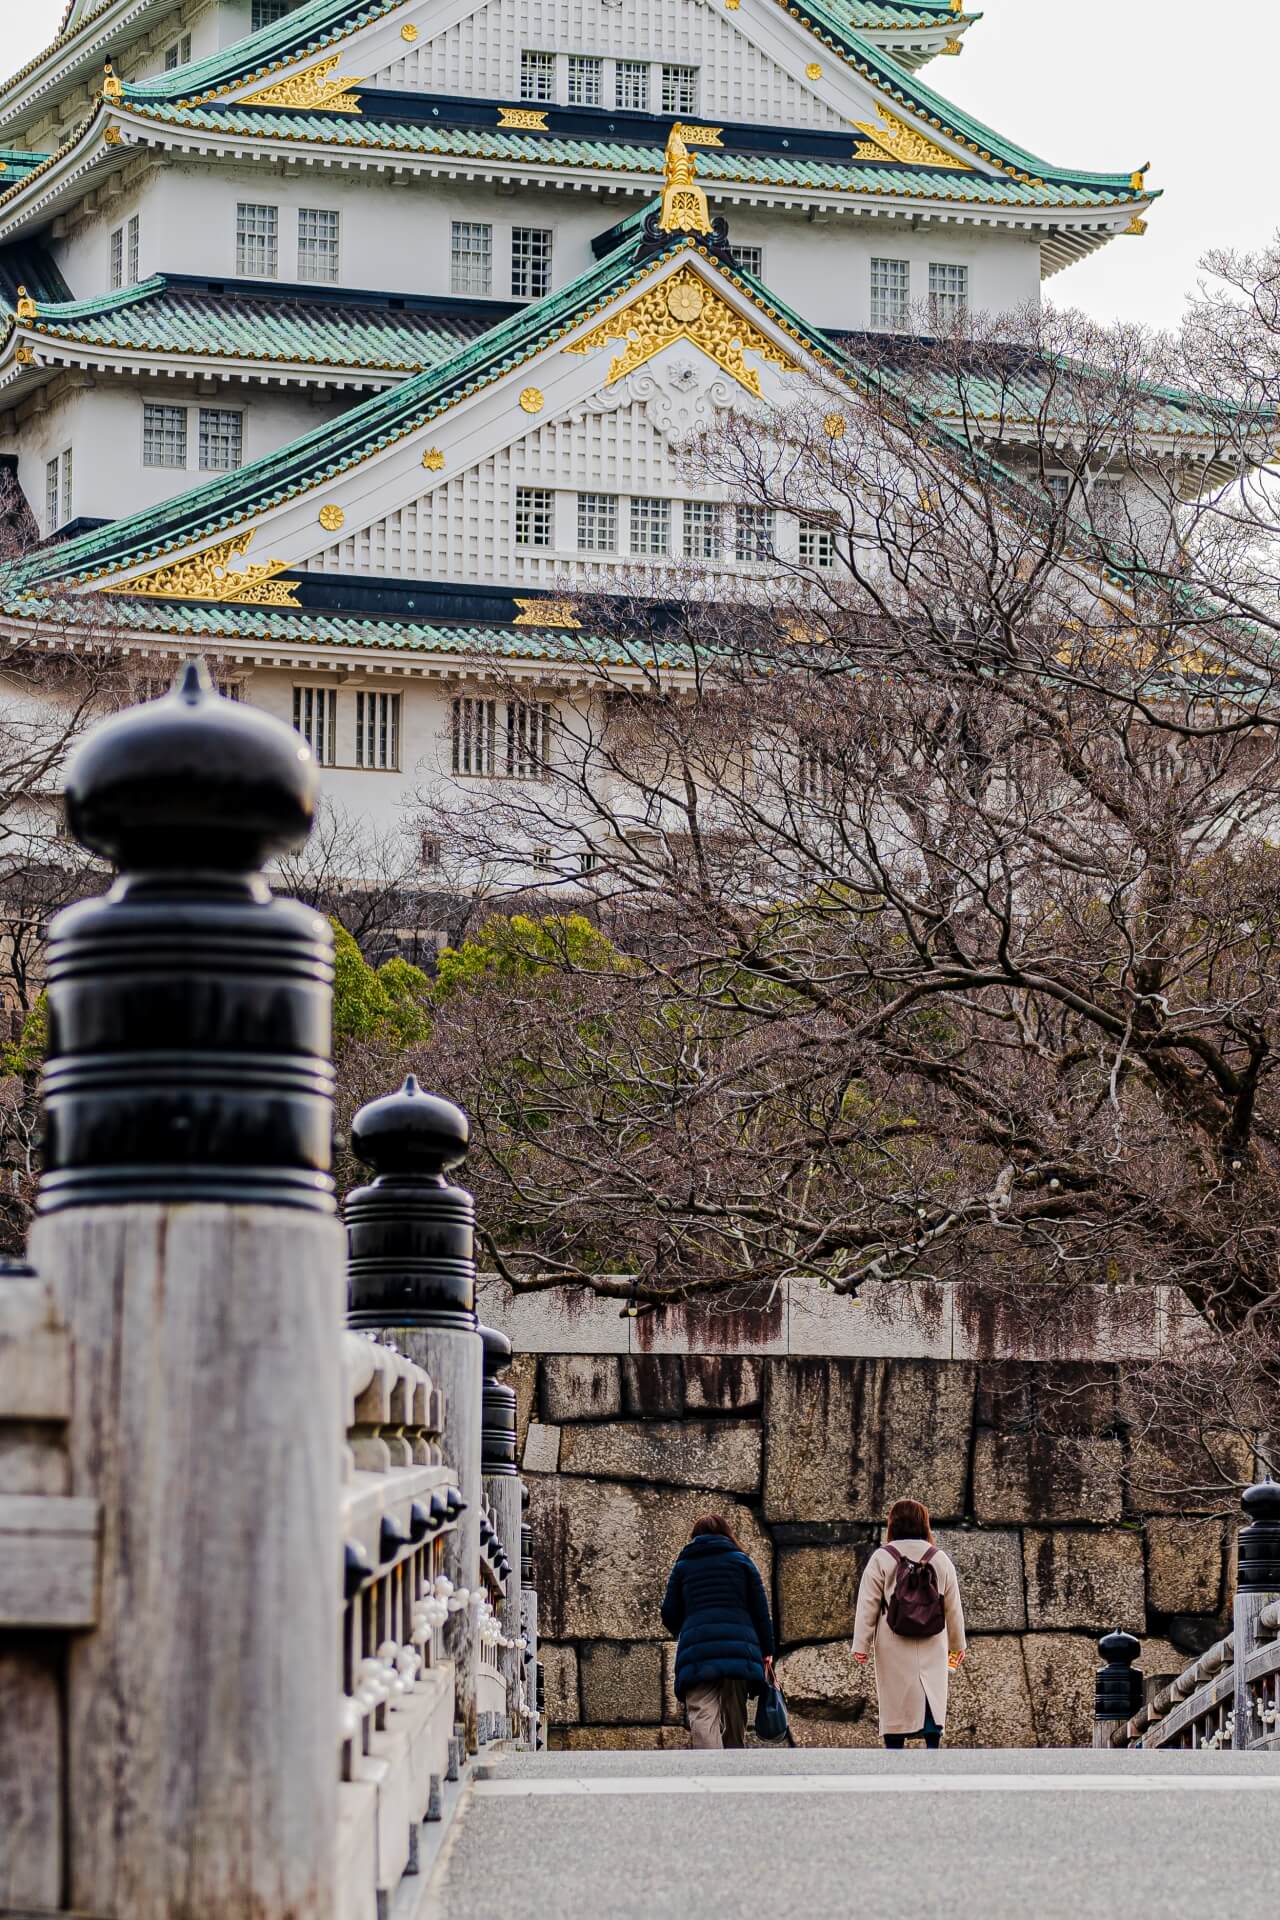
<box><xmin>754</xmin><ymin>1676</ymin><xmax>789</xmax><ymax>1742</ymax></box>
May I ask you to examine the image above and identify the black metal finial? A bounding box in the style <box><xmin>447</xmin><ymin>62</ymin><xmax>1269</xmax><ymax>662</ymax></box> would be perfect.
<box><xmin>345</xmin><ymin>1080</ymin><xmax>477</xmax><ymax>1330</ymax></box>
<box><xmin>479</xmin><ymin>1322</ymin><xmax>518</xmax><ymax>1476</ymax></box>
<box><xmin>38</xmin><ymin>663</ymin><xmax>335</xmax><ymax>1214</ymax></box>
<box><xmin>1095</xmin><ymin>1630</ymin><xmax>1142</xmax><ymax>1721</ymax></box>
<box><xmin>1239</xmin><ymin>1479</ymin><xmax>1280</xmax><ymax>1593</ymax></box>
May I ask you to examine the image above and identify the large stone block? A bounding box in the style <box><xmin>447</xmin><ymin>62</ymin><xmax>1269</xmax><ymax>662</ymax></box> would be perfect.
<box><xmin>787</xmin><ymin>1279</ymin><xmax>952</xmax><ymax>1359</ymax></box>
<box><xmin>1023</xmin><ymin>1528</ymin><xmax>1145</xmax><ymax>1632</ymax></box>
<box><xmin>522</xmin><ymin>1422</ymin><xmax>560</xmax><ymax>1474</ymax></box>
<box><xmin>621</xmin><ymin>1356</ymin><xmax>685</xmax><ymax>1419</ymax></box>
<box><xmin>972</xmin><ymin>1431</ymin><xmax>1124</xmax><ymax>1524</ymax></box>
<box><xmin>934</xmin><ymin>1528</ymin><xmax>1027</xmax><ymax>1632</ymax></box>
<box><xmin>777</xmin><ymin>1544</ymin><xmax>857</xmax><ymax>1646</ymax></box>
<box><xmin>1122</xmin><ymin>1421</ymin><xmax>1254</xmax><ymax>1517</ymax></box>
<box><xmin>551</xmin><ymin>1726</ymin><xmax>690</xmax><ymax>1750</ymax></box>
<box><xmin>540</xmin><ymin>1644</ymin><xmax>580</xmax><ymax>1726</ymax></box>
<box><xmin>975</xmin><ymin>1362</ymin><xmax>1120</xmax><ymax>1437</ymax></box>
<box><xmin>775</xmin><ymin>1640</ymin><xmax>878</xmax><ymax>1731</ymax></box>
<box><xmin>1021</xmin><ymin>1633</ymin><xmax>1102</xmax><ymax>1747</ymax></box>
<box><xmin>661</xmin><ymin>1641</ymin><xmax>681</xmax><ymax>1724</ymax></box>
<box><xmin>1146</xmin><ymin>1518</ymin><xmax>1228</xmax><ymax>1615</ymax></box>
<box><xmin>509</xmin><ymin>1352</ymin><xmax>538</xmax><ymax>1457</ymax></box>
<box><xmin>944</xmin><ymin>1636</ymin><xmax>1036</xmax><ymax>1747</ymax></box>
<box><xmin>786</xmin><ymin>1713</ymin><xmax>881</xmax><ymax>1750</ymax></box>
<box><xmin>527</xmin><ymin>1477</ymin><xmax>772</xmax><ymax>1641</ymax></box>
<box><xmin>763</xmin><ymin>1359</ymin><xmax>975</xmax><ymax>1525</ymax></box>
<box><xmin>578</xmin><ymin>1642</ymin><xmax>664</xmax><ymax>1725</ymax></box>
<box><xmin>684</xmin><ymin>1356</ymin><xmax>763</xmax><ymax>1415</ymax></box>
<box><xmin>540</xmin><ymin>1354</ymin><xmax>622</xmax><ymax>1422</ymax></box>
<box><xmin>558</xmin><ymin>1420</ymin><xmax>762</xmax><ymax>1495</ymax></box>
<box><xmin>954</xmin><ymin>1284</ymin><xmax>1160</xmax><ymax>1362</ymax></box>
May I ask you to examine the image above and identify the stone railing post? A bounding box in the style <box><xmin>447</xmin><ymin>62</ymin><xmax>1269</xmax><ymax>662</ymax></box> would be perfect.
<box><xmin>29</xmin><ymin>663</ymin><xmax>345</xmax><ymax>1919</ymax></box>
<box><xmin>1234</xmin><ymin>1479</ymin><xmax>1280</xmax><ymax>1750</ymax></box>
<box><xmin>1094</xmin><ymin>1631</ymin><xmax>1142</xmax><ymax>1749</ymax></box>
<box><xmin>346</xmin><ymin>1077</ymin><xmax>483</xmax><ymax>1751</ymax></box>
<box><xmin>480</xmin><ymin>1322</ymin><xmax>522</xmax><ymax>1739</ymax></box>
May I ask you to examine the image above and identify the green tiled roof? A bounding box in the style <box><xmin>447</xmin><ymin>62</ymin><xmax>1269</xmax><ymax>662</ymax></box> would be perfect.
<box><xmin>120</xmin><ymin>101</ymin><xmax>1139</xmax><ymax>209</ymax></box>
<box><xmin>4</xmin><ymin>274</ymin><xmax>505</xmax><ymax>373</ymax></box>
<box><xmin>0</xmin><ymin>148</ymin><xmax>44</xmax><ymax>181</ymax></box>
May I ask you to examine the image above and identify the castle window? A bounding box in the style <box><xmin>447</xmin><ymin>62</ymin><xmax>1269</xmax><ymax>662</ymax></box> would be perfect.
<box><xmin>615</xmin><ymin>61</ymin><xmax>648</xmax><ymax>111</ymax></box>
<box><xmin>45</xmin><ymin>449</ymin><xmax>71</xmax><ymax>532</ymax></box>
<box><xmin>577</xmin><ymin>493</ymin><xmax>617</xmax><ymax>553</ymax></box>
<box><xmin>870</xmin><ymin>256</ymin><xmax>910</xmax><ymax>331</ymax></box>
<box><xmin>520</xmin><ymin>51</ymin><xmax>556</xmax><ymax>102</ymax></box>
<box><xmin>567</xmin><ymin>55</ymin><xmax>603</xmax><ymax>107</ymax></box>
<box><xmin>355</xmin><ymin>691</ymin><xmax>401</xmax><ymax>771</ymax></box>
<box><xmin>236</xmin><ymin>203</ymin><xmax>278</xmax><ymax>278</ymax></box>
<box><xmin>506</xmin><ymin>701</ymin><xmax>553</xmax><ymax>779</ymax></box>
<box><xmin>142</xmin><ymin>403</ymin><xmax>187</xmax><ymax>468</ymax></box>
<box><xmin>799</xmin><ymin>521</ymin><xmax>836</xmax><ymax>570</ymax></box>
<box><xmin>199</xmin><ymin>408</ymin><xmax>243</xmax><ymax>472</ymax></box>
<box><xmin>511</xmin><ymin>226</ymin><xmax>552</xmax><ymax>300</ymax></box>
<box><xmin>515</xmin><ymin>487</ymin><xmax>554</xmax><ymax>548</ymax></box>
<box><xmin>109</xmin><ymin>225</ymin><xmax>123</xmax><ymax>290</ymax></box>
<box><xmin>297</xmin><ymin>208</ymin><xmax>340</xmax><ymax>284</ymax></box>
<box><xmin>630</xmin><ymin>496</ymin><xmax>670</xmax><ymax>556</ymax></box>
<box><xmin>450</xmin><ymin>221</ymin><xmax>492</xmax><ymax>295</ymax></box>
<box><xmin>127</xmin><ymin>215</ymin><xmax>140</xmax><ymax>285</ymax></box>
<box><xmin>164</xmin><ymin>34</ymin><xmax>191</xmax><ymax>69</ymax></box>
<box><xmin>928</xmin><ymin>261</ymin><xmax>968</xmax><ymax>323</ymax></box>
<box><xmin>729</xmin><ymin>244</ymin><xmax>763</xmax><ymax>277</ymax></box>
<box><xmin>452</xmin><ymin>697</ymin><xmax>497</xmax><ymax>776</ymax></box>
<box><xmin>735</xmin><ymin>505</ymin><xmax>774</xmax><ymax>563</ymax></box>
<box><xmin>661</xmin><ymin>65</ymin><xmax>698</xmax><ymax>114</ymax></box>
<box><xmin>683</xmin><ymin>500</ymin><xmax>722</xmax><ymax>561</ymax></box>
<box><xmin>252</xmin><ymin>0</ymin><xmax>300</xmax><ymax>28</ymax></box>
<box><xmin>292</xmin><ymin>685</ymin><xmax>338</xmax><ymax>766</ymax></box>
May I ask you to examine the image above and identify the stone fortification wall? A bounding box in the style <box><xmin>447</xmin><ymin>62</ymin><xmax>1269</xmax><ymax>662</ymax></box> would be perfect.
<box><xmin>479</xmin><ymin>1278</ymin><xmax>1248</xmax><ymax>1750</ymax></box>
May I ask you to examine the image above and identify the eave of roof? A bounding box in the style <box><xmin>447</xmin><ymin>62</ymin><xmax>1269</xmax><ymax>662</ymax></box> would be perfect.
<box><xmin>0</xmin><ymin>0</ymin><xmax>155</xmax><ymax>136</ymax></box>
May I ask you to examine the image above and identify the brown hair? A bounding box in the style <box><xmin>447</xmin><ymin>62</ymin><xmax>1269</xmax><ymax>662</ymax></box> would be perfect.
<box><xmin>691</xmin><ymin>1513</ymin><xmax>743</xmax><ymax>1550</ymax></box>
<box><xmin>886</xmin><ymin>1498</ymin><xmax>933</xmax><ymax>1543</ymax></box>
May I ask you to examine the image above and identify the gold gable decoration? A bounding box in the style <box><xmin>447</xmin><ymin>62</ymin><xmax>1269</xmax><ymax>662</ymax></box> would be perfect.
<box><xmin>852</xmin><ymin>107</ymin><xmax>966</xmax><ymax>170</ymax></box>
<box><xmin>672</xmin><ymin>124</ymin><xmax>723</xmax><ymax>148</ymax></box>
<box><xmin>565</xmin><ymin>264</ymin><xmax>799</xmax><ymax>398</ymax></box>
<box><xmin>657</xmin><ymin>128</ymin><xmax>712</xmax><ymax>236</ymax></box>
<box><xmin>513</xmin><ymin>598</ymin><xmax>581</xmax><ymax>629</ymax></box>
<box><xmin>100</xmin><ymin>532</ymin><xmax>301</xmax><ymax>607</ymax></box>
<box><xmin>498</xmin><ymin>106</ymin><xmax>549</xmax><ymax>130</ymax></box>
<box><xmin>240</xmin><ymin>54</ymin><xmax>365</xmax><ymax>114</ymax></box>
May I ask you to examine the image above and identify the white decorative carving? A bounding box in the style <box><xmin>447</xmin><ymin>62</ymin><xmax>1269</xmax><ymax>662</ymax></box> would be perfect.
<box><xmin>624</xmin><ymin>357</ymin><xmax>740</xmax><ymax>438</ymax></box>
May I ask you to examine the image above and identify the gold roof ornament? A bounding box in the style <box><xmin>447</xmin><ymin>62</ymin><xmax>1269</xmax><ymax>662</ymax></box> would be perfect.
<box><xmin>241</xmin><ymin>54</ymin><xmax>365</xmax><ymax>114</ymax></box>
<box><xmin>102</xmin><ymin>58</ymin><xmax>122</xmax><ymax>102</ymax></box>
<box><xmin>15</xmin><ymin>286</ymin><xmax>36</xmax><ymax>321</ymax></box>
<box><xmin>1131</xmin><ymin>161</ymin><xmax>1150</xmax><ymax>192</ymax></box>
<box><xmin>100</xmin><ymin>531</ymin><xmax>301</xmax><ymax>606</ymax></box>
<box><xmin>853</xmin><ymin>107</ymin><xmax>966</xmax><ymax>170</ymax></box>
<box><xmin>657</xmin><ymin>127</ymin><xmax>712</xmax><ymax>236</ymax></box>
<box><xmin>513</xmin><ymin>597</ymin><xmax>581</xmax><ymax>629</ymax></box>
<box><xmin>422</xmin><ymin>447</ymin><xmax>445</xmax><ymax>470</ymax></box>
<box><xmin>497</xmin><ymin>106</ymin><xmax>548</xmax><ymax>130</ymax></box>
<box><xmin>318</xmin><ymin>504</ymin><xmax>345</xmax><ymax>531</ymax></box>
<box><xmin>566</xmin><ymin>263</ymin><xmax>799</xmax><ymax>396</ymax></box>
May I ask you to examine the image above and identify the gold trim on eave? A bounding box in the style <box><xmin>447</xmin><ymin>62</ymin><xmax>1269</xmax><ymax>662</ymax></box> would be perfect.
<box><xmin>514</xmin><ymin>598</ymin><xmax>581</xmax><ymax>629</ymax></box>
<box><xmin>240</xmin><ymin>54</ymin><xmax>365</xmax><ymax>114</ymax></box>
<box><xmin>852</xmin><ymin>108</ymin><xmax>966</xmax><ymax>170</ymax></box>
<box><xmin>99</xmin><ymin>532</ymin><xmax>301</xmax><ymax>607</ymax></box>
<box><xmin>498</xmin><ymin>106</ymin><xmax>549</xmax><ymax>130</ymax></box>
<box><xmin>566</xmin><ymin>264</ymin><xmax>799</xmax><ymax>398</ymax></box>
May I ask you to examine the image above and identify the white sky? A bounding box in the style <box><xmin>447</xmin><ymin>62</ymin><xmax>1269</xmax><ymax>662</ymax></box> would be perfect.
<box><xmin>1</xmin><ymin>0</ymin><xmax>1275</xmax><ymax>330</ymax></box>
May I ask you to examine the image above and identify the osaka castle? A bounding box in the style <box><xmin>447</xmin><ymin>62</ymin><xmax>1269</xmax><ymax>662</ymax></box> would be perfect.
<box><xmin>0</xmin><ymin>0</ymin><xmax>1198</xmax><ymax>851</ymax></box>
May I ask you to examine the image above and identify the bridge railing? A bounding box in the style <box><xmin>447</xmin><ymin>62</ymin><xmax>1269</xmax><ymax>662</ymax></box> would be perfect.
<box><xmin>1095</xmin><ymin>1480</ymin><xmax>1280</xmax><ymax>1753</ymax></box>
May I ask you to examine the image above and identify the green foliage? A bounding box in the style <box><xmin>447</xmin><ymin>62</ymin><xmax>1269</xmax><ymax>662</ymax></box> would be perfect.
<box><xmin>433</xmin><ymin>914</ymin><xmax>625</xmax><ymax>998</ymax></box>
<box><xmin>330</xmin><ymin>921</ymin><xmax>432</xmax><ymax>1050</ymax></box>
<box><xmin>0</xmin><ymin>993</ymin><xmax>46</xmax><ymax>1078</ymax></box>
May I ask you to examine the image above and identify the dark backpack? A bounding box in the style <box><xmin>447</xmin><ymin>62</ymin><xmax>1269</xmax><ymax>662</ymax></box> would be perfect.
<box><xmin>882</xmin><ymin>1545</ymin><xmax>945</xmax><ymax>1639</ymax></box>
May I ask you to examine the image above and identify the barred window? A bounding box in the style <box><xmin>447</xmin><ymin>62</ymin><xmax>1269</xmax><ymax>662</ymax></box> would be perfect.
<box><xmin>661</xmin><ymin>64</ymin><xmax>698</xmax><ymax>113</ymax></box>
<box><xmin>870</xmin><ymin>256</ymin><xmax>910</xmax><ymax>331</ymax></box>
<box><xmin>421</xmin><ymin>832</ymin><xmax>442</xmax><ymax>869</ymax></box>
<box><xmin>60</xmin><ymin>447</ymin><xmax>73</xmax><ymax>524</ymax></box>
<box><xmin>355</xmin><ymin>690</ymin><xmax>401</xmax><ymax>770</ymax></box>
<box><xmin>127</xmin><ymin>215</ymin><xmax>139</xmax><ymax>285</ymax></box>
<box><xmin>252</xmin><ymin>0</ymin><xmax>298</xmax><ymax>27</ymax></box>
<box><xmin>531</xmin><ymin>846</ymin><xmax>554</xmax><ymax>871</ymax></box>
<box><xmin>236</xmin><ymin>202</ymin><xmax>278</xmax><ymax>277</ymax></box>
<box><xmin>452</xmin><ymin>697</ymin><xmax>497</xmax><ymax>776</ymax></box>
<box><xmin>630</xmin><ymin>495</ymin><xmax>670</xmax><ymax>556</ymax></box>
<box><xmin>198</xmin><ymin>407</ymin><xmax>243</xmax><ymax>471</ymax></box>
<box><xmin>928</xmin><ymin>261</ymin><xmax>968</xmax><ymax>323</ymax></box>
<box><xmin>507</xmin><ymin>700</ymin><xmax>553</xmax><ymax>779</ymax></box>
<box><xmin>567</xmin><ymin>54</ymin><xmax>603</xmax><ymax>106</ymax></box>
<box><xmin>579</xmin><ymin>848</ymin><xmax>600</xmax><ymax>875</ymax></box>
<box><xmin>164</xmin><ymin>33</ymin><xmax>191</xmax><ymax>69</ymax></box>
<box><xmin>796</xmin><ymin>743</ymin><xmax>832</xmax><ymax>804</ymax></box>
<box><xmin>515</xmin><ymin>486</ymin><xmax>554</xmax><ymax>548</ymax></box>
<box><xmin>735</xmin><ymin>505</ymin><xmax>774</xmax><ymax>563</ymax></box>
<box><xmin>142</xmin><ymin>403</ymin><xmax>187</xmax><ymax>468</ymax></box>
<box><xmin>799</xmin><ymin>521</ymin><xmax>836</xmax><ymax>569</ymax></box>
<box><xmin>511</xmin><ymin>226</ymin><xmax>552</xmax><ymax>300</ymax></box>
<box><xmin>577</xmin><ymin>492</ymin><xmax>617</xmax><ymax>553</ymax></box>
<box><xmin>450</xmin><ymin>220</ymin><xmax>492</xmax><ymax>295</ymax></box>
<box><xmin>683</xmin><ymin>500</ymin><xmax>722</xmax><ymax>560</ymax></box>
<box><xmin>109</xmin><ymin>225</ymin><xmax>123</xmax><ymax>290</ymax></box>
<box><xmin>45</xmin><ymin>456</ymin><xmax>60</xmax><ymax>534</ymax></box>
<box><xmin>729</xmin><ymin>244</ymin><xmax>763</xmax><ymax>277</ymax></box>
<box><xmin>297</xmin><ymin>208</ymin><xmax>340</xmax><ymax>284</ymax></box>
<box><xmin>520</xmin><ymin>50</ymin><xmax>556</xmax><ymax>101</ymax></box>
<box><xmin>292</xmin><ymin>685</ymin><xmax>338</xmax><ymax>766</ymax></box>
<box><xmin>615</xmin><ymin>60</ymin><xmax>648</xmax><ymax>110</ymax></box>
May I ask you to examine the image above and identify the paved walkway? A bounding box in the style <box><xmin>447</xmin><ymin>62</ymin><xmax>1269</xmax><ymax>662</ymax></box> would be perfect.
<box><xmin>428</xmin><ymin>1749</ymin><xmax>1280</xmax><ymax>1919</ymax></box>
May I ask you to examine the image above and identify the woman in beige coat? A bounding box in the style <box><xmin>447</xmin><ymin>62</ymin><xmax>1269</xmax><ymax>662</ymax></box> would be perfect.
<box><xmin>853</xmin><ymin>1498</ymin><xmax>966</xmax><ymax>1748</ymax></box>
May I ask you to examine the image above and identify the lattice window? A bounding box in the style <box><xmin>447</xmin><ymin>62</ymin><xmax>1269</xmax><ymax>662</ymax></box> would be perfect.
<box><xmin>297</xmin><ymin>208</ymin><xmax>340</xmax><ymax>284</ymax></box>
<box><xmin>729</xmin><ymin>244</ymin><xmax>763</xmax><ymax>277</ymax></box>
<box><xmin>870</xmin><ymin>257</ymin><xmax>910</xmax><ymax>331</ymax></box>
<box><xmin>735</xmin><ymin>505</ymin><xmax>774</xmax><ymax>563</ymax></box>
<box><xmin>198</xmin><ymin>407</ymin><xmax>243</xmax><ymax>472</ymax></box>
<box><xmin>164</xmin><ymin>33</ymin><xmax>191</xmax><ymax>69</ymax></box>
<box><xmin>515</xmin><ymin>487</ymin><xmax>554</xmax><ymax>548</ymax></box>
<box><xmin>109</xmin><ymin>225</ymin><xmax>123</xmax><ymax>291</ymax></box>
<box><xmin>252</xmin><ymin>0</ymin><xmax>299</xmax><ymax>28</ymax></box>
<box><xmin>799</xmin><ymin>521</ymin><xmax>836</xmax><ymax>569</ymax></box>
<box><xmin>45</xmin><ymin>456</ymin><xmax>59</xmax><ymax>534</ymax></box>
<box><xmin>355</xmin><ymin>690</ymin><xmax>401</xmax><ymax>770</ymax></box>
<box><xmin>450</xmin><ymin>221</ymin><xmax>492</xmax><ymax>295</ymax></box>
<box><xmin>292</xmin><ymin>685</ymin><xmax>338</xmax><ymax>766</ymax></box>
<box><xmin>683</xmin><ymin>500</ymin><xmax>722</xmax><ymax>560</ymax></box>
<box><xmin>928</xmin><ymin>261</ymin><xmax>968</xmax><ymax>323</ymax></box>
<box><xmin>421</xmin><ymin>832</ymin><xmax>442</xmax><ymax>869</ymax></box>
<box><xmin>511</xmin><ymin>226</ymin><xmax>552</xmax><ymax>300</ymax></box>
<box><xmin>577</xmin><ymin>493</ymin><xmax>617</xmax><ymax>553</ymax></box>
<box><xmin>520</xmin><ymin>50</ymin><xmax>556</xmax><ymax>102</ymax></box>
<box><xmin>567</xmin><ymin>55</ymin><xmax>603</xmax><ymax>106</ymax></box>
<box><xmin>452</xmin><ymin>697</ymin><xmax>496</xmax><ymax>776</ymax></box>
<box><xmin>236</xmin><ymin>203</ymin><xmax>278</xmax><ymax>277</ymax></box>
<box><xmin>661</xmin><ymin>65</ymin><xmax>698</xmax><ymax>114</ymax></box>
<box><xmin>615</xmin><ymin>60</ymin><xmax>648</xmax><ymax>110</ymax></box>
<box><xmin>452</xmin><ymin>698</ymin><xmax>552</xmax><ymax>778</ymax></box>
<box><xmin>507</xmin><ymin>701</ymin><xmax>553</xmax><ymax>779</ymax></box>
<box><xmin>531</xmin><ymin>846</ymin><xmax>554</xmax><ymax>871</ymax></box>
<box><xmin>142</xmin><ymin>403</ymin><xmax>187</xmax><ymax>468</ymax></box>
<box><xmin>127</xmin><ymin>215</ymin><xmax>139</xmax><ymax>285</ymax></box>
<box><xmin>630</xmin><ymin>496</ymin><xmax>670</xmax><ymax>556</ymax></box>
<box><xmin>60</xmin><ymin>448</ymin><xmax>72</xmax><ymax>524</ymax></box>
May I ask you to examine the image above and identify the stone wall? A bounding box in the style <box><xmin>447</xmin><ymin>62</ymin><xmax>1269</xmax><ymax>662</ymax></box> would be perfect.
<box><xmin>505</xmin><ymin>1342</ymin><xmax>1247</xmax><ymax>1749</ymax></box>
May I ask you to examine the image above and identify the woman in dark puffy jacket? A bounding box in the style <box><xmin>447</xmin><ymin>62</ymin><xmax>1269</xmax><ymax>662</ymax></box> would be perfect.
<box><xmin>660</xmin><ymin>1514</ymin><xmax>775</xmax><ymax>1748</ymax></box>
